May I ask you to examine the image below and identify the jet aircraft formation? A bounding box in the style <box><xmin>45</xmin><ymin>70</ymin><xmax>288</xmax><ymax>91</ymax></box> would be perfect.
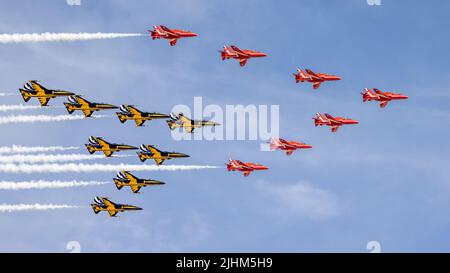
<box><xmin>14</xmin><ymin>24</ymin><xmax>408</xmax><ymax>216</ymax></box>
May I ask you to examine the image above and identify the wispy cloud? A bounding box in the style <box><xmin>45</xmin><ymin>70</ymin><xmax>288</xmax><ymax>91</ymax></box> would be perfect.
<box><xmin>255</xmin><ymin>180</ymin><xmax>340</xmax><ymax>220</ymax></box>
<box><xmin>0</xmin><ymin>163</ymin><xmax>220</xmax><ymax>173</ymax></box>
<box><xmin>0</xmin><ymin>33</ymin><xmax>144</xmax><ymax>43</ymax></box>
<box><xmin>0</xmin><ymin>180</ymin><xmax>109</xmax><ymax>190</ymax></box>
<box><xmin>0</xmin><ymin>204</ymin><xmax>80</xmax><ymax>212</ymax></box>
<box><xmin>0</xmin><ymin>145</ymin><xmax>80</xmax><ymax>154</ymax></box>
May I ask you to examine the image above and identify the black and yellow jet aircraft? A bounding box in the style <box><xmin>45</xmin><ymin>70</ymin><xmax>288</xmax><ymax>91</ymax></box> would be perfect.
<box><xmin>18</xmin><ymin>80</ymin><xmax>75</xmax><ymax>106</ymax></box>
<box><xmin>114</xmin><ymin>171</ymin><xmax>165</xmax><ymax>193</ymax></box>
<box><xmin>166</xmin><ymin>112</ymin><xmax>221</xmax><ymax>133</ymax></box>
<box><xmin>137</xmin><ymin>144</ymin><xmax>189</xmax><ymax>165</ymax></box>
<box><xmin>64</xmin><ymin>95</ymin><xmax>118</xmax><ymax>117</ymax></box>
<box><xmin>91</xmin><ymin>196</ymin><xmax>142</xmax><ymax>217</ymax></box>
<box><xmin>85</xmin><ymin>136</ymin><xmax>137</xmax><ymax>157</ymax></box>
<box><xmin>116</xmin><ymin>104</ymin><xmax>170</xmax><ymax>126</ymax></box>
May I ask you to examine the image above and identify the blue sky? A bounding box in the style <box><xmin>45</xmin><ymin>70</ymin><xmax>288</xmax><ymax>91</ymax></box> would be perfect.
<box><xmin>0</xmin><ymin>0</ymin><xmax>449</xmax><ymax>252</ymax></box>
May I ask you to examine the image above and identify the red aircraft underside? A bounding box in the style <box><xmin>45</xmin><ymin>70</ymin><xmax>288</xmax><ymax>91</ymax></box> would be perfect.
<box><xmin>313</xmin><ymin>113</ymin><xmax>358</xmax><ymax>132</ymax></box>
<box><xmin>362</xmin><ymin>88</ymin><xmax>408</xmax><ymax>108</ymax></box>
<box><xmin>269</xmin><ymin>137</ymin><xmax>312</xmax><ymax>156</ymax></box>
<box><xmin>149</xmin><ymin>25</ymin><xmax>197</xmax><ymax>46</ymax></box>
<box><xmin>226</xmin><ymin>159</ymin><xmax>268</xmax><ymax>177</ymax></box>
<box><xmin>293</xmin><ymin>68</ymin><xmax>341</xmax><ymax>89</ymax></box>
<box><xmin>219</xmin><ymin>45</ymin><xmax>267</xmax><ymax>67</ymax></box>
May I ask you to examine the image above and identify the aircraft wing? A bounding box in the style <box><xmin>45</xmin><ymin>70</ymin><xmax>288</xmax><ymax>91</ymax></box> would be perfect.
<box><xmin>146</xmin><ymin>145</ymin><xmax>162</xmax><ymax>156</ymax></box>
<box><xmin>130</xmin><ymin>185</ymin><xmax>141</xmax><ymax>193</ymax></box>
<box><xmin>108</xmin><ymin>210</ymin><xmax>118</xmax><ymax>217</ymax></box>
<box><xmin>38</xmin><ymin>97</ymin><xmax>50</xmax><ymax>106</ymax></box>
<box><xmin>103</xmin><ymin>150</ymin><xmax>114</xmax><ymax>157</ymax></box>
<box><xmin>159</xmin><ymin>25</ymin><xmax>179</xmax><ymax>37</ymax></box>
<box><xmin>324</xmin><ymin>113</ymin><xmax>335</xmax><ymax>120</ymax></box>
<box><xmin>312</xmin><ymin>82</ymin><xmax>322</xmax><ymax>89</ymax></box>
<box><xmin>239</xmin><ymin>162</ymin><xmax>255</xmax><ymax>171</ymax></box>
<box><xmin>101</xmin><ymin>197</ymin><xmax>115</xmax><ymax>207</ymax></box>
<box><xmin>230</xmin><ymin>45</ymin><xmax>249</xmax><ymax>57</ymax></box>
<box><xmin>154</xmin><ymin>158</ymin><xmax>166</xmax><ymax>165</ymax></box>
<box><xmin>239</xmin><ymin>59</ymin><xmax>248</xmax><ymax>66</ymax></box>
<box><xmin>95</xmin><ymin>138</ymin><xmax>111</xmax><ymax>148</ymax></box>
<box><xmin>179</xmin><ymin>117</ymin><xmax>195</xmax><ymax>132</ymax></box>
<box><xmin>134</xmin><ymin>119</ymin><xmax>145</xmax><ymax>126</ymax></box>
<box><xmin>324</xmin><ymin>114</ymin><xmax>342</xmax><ymax>124</ymax></box>
<box><xmin>373</xmin><ymin>89</ymin><xmax>390</xmax><ymax>99</ymax></box>
<box><xmin>73</xmin><ymin>96</ymin><xmax>91</xmax><ymax>107</ymax></box>
<box><xmin>127</xmin><ymin>106</ymin><xmax>141</xmax><ymax>116</ymax></box>
<box><xmin>123</xmin><ymin>171</ymin><xmax>137</xmax><ymax>182</ymax></box>
<box><xmin>305</xmin><ymin>69</ymin><xmax>323</xmax><ymax>80</ymax></box>
<box><xmin>82</xmin><ymin>109</ymin><xmax>94</xmax><ymax>117</ymax></box>
<box><xmin>30</xmin><ymin>81</ymin><xmax>48</xmax><ymax>95</ymax></box>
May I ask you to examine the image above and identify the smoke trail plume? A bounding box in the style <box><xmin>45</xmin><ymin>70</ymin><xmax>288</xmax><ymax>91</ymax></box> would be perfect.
<box><xmin>0</xmin><ymin>114</ymin><xmax>108</xmax><ymax>124</ymax></box>
<box><xmin>0</xmin><ymin>153</ymin><xmax>131</xmax><ymax>164</ymax></box>
<box><xmin>0</xmin><ymin>93</ymin><xmax>14</xmax><ymax>96</ymax></box>
<box><xmin>0</xmin><ymin>32</ymin><xmax>144</xmax><ymax>43</ymax></box>
<box><xmin>0</xmin><ymin>180</ymin><xmax>109</xmax><ymax>190</ymax></box>
<box><xmin>0</xmin><ymin>145</ymin><xmax>80</xmax><ymax>154</ymax></box>
<box><xmin>0</xmin><ymin>163</ymin><xmax>220</xmax><ymax>173</ymax></box>
<box><xmin>0</xmin><ymin>204</ymin><xmax>79</xmax><ymax>212</ymax></box>
<box><xmin>0</xmin><ymin>104</ymin><xmax>42</xmax><ymax>112</ymax></box>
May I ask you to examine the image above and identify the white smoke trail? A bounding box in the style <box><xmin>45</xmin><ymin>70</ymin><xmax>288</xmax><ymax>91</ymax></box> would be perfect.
<box><xmin>0</xmin><ymin>114</ymin><xmax>109</xmax><ymax>124</ymax></box>
<box><xmin>0</xmin><ymin>93</ymin><xmax>14</xmax><ymax>96</ymax></box>
<box><xmin>0</xmin><ymin>204</ymin><xmax>79</xmax><ymax>212</ymax></box>
<box><xmin>0</xmin><ymin>163</ymin><xmax>220</xmax><ymax>173</ymax></box>
<box><xmin>0</xmin><ymin>153</ymin><xmax>132</xmax><ymax>164</ymax></box>
<box><xmin>0</xmin><ymin>32</ymin><xmax>144</xmax><ymax>43</ymax></box>
<box><xmin>0</xmin><ymin>145</ymin><xmax>80</xmax><ymax>154</ymax></box>
<box><xmin>0</xmin><ymin>180</ymin><xmax>109</xmax><ymax>190</ymax></box>
<box><xmin>0</xmin><ymin>104</ymin><xmax>42</xmax><ymax>112</ymax></box>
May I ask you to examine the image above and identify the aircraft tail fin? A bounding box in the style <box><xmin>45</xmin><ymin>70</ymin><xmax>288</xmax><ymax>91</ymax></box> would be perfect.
<box><xmin>116</xmin><ymin>112</ymin><xmax>127</xmax><ymax>123</ymax></box>
<box><xmin>85</xmin><ymin>144</ymin><xmax>96</xmax><ymax>154</ymax></box>
<box><xmin>220</xmin><ymin>46</ymin><xmax>233</xmax><ymax>60</ymax></box>
<box><xmin>64</xmin><ymin>102</ymin><xmax>75</xmax><ymax>114</ymax></box>
<box><xmin>137</xmin><ymin>152</ymin><xmax>147</xmax><ymax>162</ymax></box>
<box><xmin>91</xmin><ymin>205</ymin><xmax>100</xmax><ymax>214</ymax></box>
<box><xmin>113</xmin><ymin>179</ymin><xmax>124</xmax><ymax>190</ymax></box>
<box><xmin>19</xmin><ymin>89</ymin><xmax>31</xmax><ymax>102</ymax></box>
<box><xmin>166</xmin><ymin>120</ymin><xmax>178</xmax><ymax>130</ymax></box>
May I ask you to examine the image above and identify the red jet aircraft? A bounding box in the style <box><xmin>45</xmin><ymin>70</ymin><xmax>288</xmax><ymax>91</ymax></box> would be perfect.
<box><xmin>149</xmin><ymin>25</ymin><xmax>197</xmax><ymax>46</ymax></box>
<box><xmin>293</xmin><ymin>68</ymin><xmax>341</xmax><ymax>89</ymax></box>
<box><xmin>226</xmin><ymin>159</ymin><xmax>268</xmax><ymax>177</ymax></box>
<box><xmin>314</xmin><ymin>113</ymin><xmax>358</xmax><ymax>133</ymax></box>
<box><xmin>219</xmin><ymin>45</ymin><xmax>267</xmax><ymax>67</ymax></box>
<box><xmin>269</xmin><ymin>137</ymin><xmax>312</xmax><ymax>156</ymax></box>
<box><xmin>362</xmin><ymin>88</ymin><xmax>408</xmax><ymax>108</ymax></box>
